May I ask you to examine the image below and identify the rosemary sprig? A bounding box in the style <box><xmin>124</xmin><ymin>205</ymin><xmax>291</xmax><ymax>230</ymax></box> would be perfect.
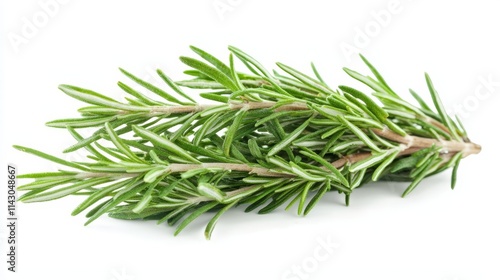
<box><xmin>15</xmin><ymin>46</ymin><xmax>481</xmax><ymax>239</ymax></box>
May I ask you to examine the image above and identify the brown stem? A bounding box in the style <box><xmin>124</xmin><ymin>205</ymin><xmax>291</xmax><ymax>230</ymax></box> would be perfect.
<box><xmin>331</xmin><ymin>147</ymin><xmax>423</xmax><ymax>169</ymax></box>
<box><xmin>144</xmin><ymin>102</ymin><xmax>309</xmax><ymax>115</ymax></box>
<box><xmin>423</xmin><ymin>116</ymin><xmax>451</xmax><ymax>134</ymax></box>
<box><xmin>167</xmin><ymin>163</ymin><xmax>294</xmax><ymax>177</ymax></box>
<box><xmin>371</xmin><ymin>127</ymin><xmax>481</xmax><ymax>158</ymax></box>
<box><xmin>76</xmin><ymin>163</ymin><xmax>295</xmax><ymax>180</ymax></box>
<box><xmin>330</xmin><ymin>127</ymin><xmax>481</xmax><ymax>170</ymax></box>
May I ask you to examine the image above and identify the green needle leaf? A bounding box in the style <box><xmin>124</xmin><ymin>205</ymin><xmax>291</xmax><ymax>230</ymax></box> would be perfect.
<box><xmin>299</xmin><ymin>150</ymin><xmax>349</xmax><ymax>186</ymax></box>
<box><xmin>132</xmin><ymin>125</ymin><xmax>200</xmax><ymax>163</ymax></box>
<box><xmin>339</xmin><ymin>85</ymin><xmax>388</xmax><ymax>121</ymax></box>
<box><xmin>425</xmin><ymin>73</ymin><xmax>460</xmax><ymax>140</ymax></box>
<box><xmin>223</xmin><ymin>110</ymin><xmax>247</xmax><ymax>156</ymax></box>
<box><xmin>176</xmin><ymin>79</ymin><xmax>225</xmax><ymax>89</ymax></box>
<box><xmin>304</xmin><ymin>181</ymin><xmax>328</xmax><ymax>215</ymax></box>
<box><xmin>298</xmin><ymin>181</ymin><xmax>314</xmax><ymax>215</ymax></box>
<box><xmin>289</xmin><ymin>162</ymin><xmax>325</xmax><ymax>182</ymax></box>
<box><xmin>17</xmin><ymin>171</ymin><xmax>77</xmax><ymax>179</ymax></box>
<box><xmin>310</xmin><ymin>62</ymin><xmax>326</xmax><ymax>84</ymax></box>
<box><xmin>118</xmin><ymin>81</ymin><xmax>164</xmax><ymax>106</ymax></box>
<box><xmin>451</xmin><ymin>153</ymin><xmax>462</xmax><ymax>190</ymax></box>
<box><xmin>228</xmin><ymin>45</ymin><xmax>273</xmax><ymax>79</ymax></box>
<box><xmin>180</xmin><ymin>56</ymin><xmax>239</xmax><ymax>92</ymax></box>
<box><xmin>143</xmin><ymin>166</ymin><xmax>167</xmax><ymax>183</ymax></box>
<box><xmin>248</xmin><ymin>138</ymin><xmax>263</xmax><ymax>159</ymax></box>
<box><xmin>359</xmin><ymin>54</ymin><xmax>398</xmax><ymax>97</ymax></box>
<box><xmin>156</xmin><ymin>69</ymin><xmax>196</xmax><ymax>103</ymax></box>
<box><xmin>13</xmin><ymin>145</ymin><xmax>89</xmax><ymax>171</ymax></box>
<box><xmin>174</xmin><ymin>201</ymin><xmax>219</xmax><ymax>236</ymax></box>
<box><xmin>372</xmin><ymin>150</ymin><xmax>400</xmax><ymax>181</ymax></box>
<box><xmin>338</xmin><ymin>116</ymin><xmax>381</xmax><ymax>153</ymax></box>
<box><xmin>67</xmin><ymin>127</ymin><xmax>111</xmax><ymax>162</ymax></box>
<box><xmin>409</xmin><ymin>89</ymin><xmax>432</xmax><ymax>111</ymax></box>
<box><xmin>402</xmin><ymin>156</ymin><xmax>437</xmax><ymax>197</ymax></box>
<box><xmin>133</xmin><ymin>176</ymin><xmax>165</xmax><ymax>213</ymax></box>
<box><xmin>190</xmin><ymin>45</ymin><xmax>232</xmax><ymax>77</ymax></box>
<box><xmin>119</xmin><ymin>68</ymin><xmax>188</xmax><ymax>105</ymax></box>
<box><xmin>71</xmin><ymin>178</ymin><xmax>134</xmax><ymax>216</ymax></box>
<box><xmin>268</xmin><ymin>117</ymin><xmax>312</xmax><ymax>156</ymax></box>
<box><xmin>21</xmin><ymin>177</ymin><xmax>111</xmax><ymax>203</ymax></box>
<box><xmin>343</xmin><ymin>68</ymin><xmax>386</xmax><ymax>95</ymax></box>
<box><xmin>85</xmin><ymin>178</ymin><xmax>147</xmax><ymax>225</ymax></box>
<box><xmin>349</xmin><ymin>151</ymin><xmax>390</xmax><ymax>172</ymax></box>
<box><xmin>197</xmin><ymin>182</ymin><xmax>226</xmax><ymax>202</ymax></box>
<box><xmin>17</xmin><ymin>178</ymin><xmax>76</xmax><ymax>191</ymax></box>
<box><xmin>58</xmin><ymin>84</ymin><xmax>148</xmax><ymax>112</ymax></box>
<box><xmin>276</xmin><ymin>62</ymin><xmax>332</xmax><ymax>95</ymax></box>
<box><xmin>205</xmin><ymin>200</ymin><xmax>238</xmax><ymax>240</ymax></box>
<box><xmin>46</xmin><ymin>116</ymin><xmax>117</xmax><ymax>128</ymax></box>
<box><xmin>105</xmin><ymin>122</ymin><xmax>144</xmax><ymax>163</ymax></box>
<box><xmin>229</xmin><ymin>53</ymin><xmax>245</xmax><ymax>90</ymax></box>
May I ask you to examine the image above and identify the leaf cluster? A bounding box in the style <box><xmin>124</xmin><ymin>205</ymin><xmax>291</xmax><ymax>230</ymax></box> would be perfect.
<box><xmin>15</xmin><ymin>46</ymin><xmax>478</xmax><ymax>238</ymax></box>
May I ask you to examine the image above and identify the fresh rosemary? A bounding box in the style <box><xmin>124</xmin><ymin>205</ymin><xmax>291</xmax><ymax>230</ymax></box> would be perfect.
<box><xmin>15</xmin><ymin>46</ymin><xmax>481</xmax><ymax>239</ymax></box>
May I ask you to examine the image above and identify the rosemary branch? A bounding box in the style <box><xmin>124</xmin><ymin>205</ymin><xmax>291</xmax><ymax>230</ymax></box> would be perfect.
<box><xmin>15</xmin><ymin>46</ymin><xmax>481</xmax><ymax>239</ymax></box>
<box><xmin>147</xmin><ymin>102</ymin><xmax>309</xmax><ymax>114</ymax></box>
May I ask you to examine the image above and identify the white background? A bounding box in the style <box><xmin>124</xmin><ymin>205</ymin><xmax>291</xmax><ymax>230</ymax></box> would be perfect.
<box><xmin>1</xmin><ymin>1</ymin><xmax>499</xmax><ymax>280</ymax></box>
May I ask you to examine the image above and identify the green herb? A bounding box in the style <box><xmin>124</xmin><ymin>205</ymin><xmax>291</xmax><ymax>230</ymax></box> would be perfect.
<box><xmin>15</xmin><ymin>46</ymin><xmax>481</xmax><ymax>239</ymax></box>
